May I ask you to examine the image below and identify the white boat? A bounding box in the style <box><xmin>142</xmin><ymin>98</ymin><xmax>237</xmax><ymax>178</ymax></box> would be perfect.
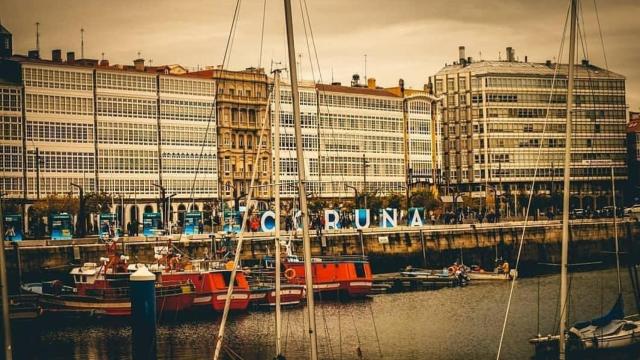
<box><xmin>467</xmin><ymin>268</ymin><xmax>517</xmax><ymax>281</ymax></box>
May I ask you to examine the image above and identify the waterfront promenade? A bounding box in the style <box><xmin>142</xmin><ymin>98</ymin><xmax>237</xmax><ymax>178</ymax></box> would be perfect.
<box><xmin>4</xmin><ymin>218</ymin><xmax>638</xmax><ymax>284</ymax></box>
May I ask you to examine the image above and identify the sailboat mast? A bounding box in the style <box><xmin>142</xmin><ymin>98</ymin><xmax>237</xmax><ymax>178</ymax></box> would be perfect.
<box><xmin>283</xmin><ymin>0</ymin><xmax>320</xmax><ymax>359</ymax></box>
<box><xmin>611</xmin><ymin>166</ymin><xmax>622</xmax><ymax>293</ymax></box>
<box><xmin>273</xmin><ymin>69</ymin><xmax>284</xmax><ymax>357</ymax></box>
<box><xmin>559</xmin><ymin>0</ymin><xmax>577</xmax><ymax>358</ymax></box>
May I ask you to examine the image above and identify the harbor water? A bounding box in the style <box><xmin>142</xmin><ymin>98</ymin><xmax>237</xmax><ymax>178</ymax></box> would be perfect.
<box><xmin>11</xmin><ymin>268</ymin><xmax>640</xmax><ymax>359</ymax></box>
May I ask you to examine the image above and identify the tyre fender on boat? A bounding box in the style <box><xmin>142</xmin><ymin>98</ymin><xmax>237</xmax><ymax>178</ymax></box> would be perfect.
<box><xmin>447</xmin><ymin>266</ymin><xmax>455</xmax><ymax>274</ymax></box>
<box><xmin>284</xmin><ymin>268</ymin><xmax>296</xmax><ymax>280</ymax></box>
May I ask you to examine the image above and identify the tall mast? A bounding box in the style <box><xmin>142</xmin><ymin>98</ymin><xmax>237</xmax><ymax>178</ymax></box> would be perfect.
<box><xmin>283</xmin><ymin>0</ymin><xmax>319</xmax><ymax>359</ymax></box>
<box><xmin>559</xmin><ymin>0</ymin><xmax>577</xmax><ymax>358</ymax></box>
<box><xmin>273</xmin><ymin>69</ymin><xmax>284</xmax><ymax>357</ymax></box>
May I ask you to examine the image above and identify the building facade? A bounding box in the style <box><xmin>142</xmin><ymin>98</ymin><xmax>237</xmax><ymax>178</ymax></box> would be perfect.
<box><xmin>189</xmin><ymin>67</ymin><xmax>271</xmax><ymax>208</ymax></box>
<box><xmin>431</xmin><ymin>46</ymin><xmax>628</xmax><ymax>210</ymax></box>
<box><xmin>272</xmin><ymin>78</ymin><xmax>441</xmax><ymax>201</ymax></box>
<box><xmin>626</xmin><ymin>112</ymin><xmax>640</xmax><ymax>204</ymax></box>
<box><xmin>0</xmin><ymin>48</ymin><xmax>217</xmax><ymax>230</ymax></box>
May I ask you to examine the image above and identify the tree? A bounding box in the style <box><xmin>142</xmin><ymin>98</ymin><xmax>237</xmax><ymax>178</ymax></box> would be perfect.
<box><xmin>28</xmin><ymin>194</ymin><xmax>78</xmax><ymax>236</ymax></box>
<box><xmin>308</xmin><ymin>198</ymin><xmax>326</xmax><ymax>213</ymax></box>
<box><xmin>409</xmin><ymin>189</ymin><xmax>441</xmax><ymax>212</ymax></box>
<box><xmin>84</xmin><ymin>192</ymin><xmax>113</xmax><ymax>215</ymax></box>
<box><xmin>385</xmin><ymin>192</ymin><xmax>404</xmax><ymax>209</ymax></box>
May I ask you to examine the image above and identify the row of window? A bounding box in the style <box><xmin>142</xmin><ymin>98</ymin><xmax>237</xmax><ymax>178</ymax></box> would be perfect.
<box><xmin>319</xmin><ymin>93</ymin><xmax>402</xmax><ymax>111</ymax></box>
<box><xmin>160</xmin><ymin>99</ymin><xmax>215</xmax><ymax>122</ymax></box>
<box><xmin>96</xmin><ymin>72</ymin><xmax>156</xmax><ymax>92</ymax></box>
<box><xmin>97</xmin><ymin>96</ymin><xmax>157</xmax><ymax>118</ymax></box>
<box><xmin>98</xmin><ymin>149</ymin><xmax>159</xmax><ymax>173</ymax></box>
<box><xmin>321</xmin><ymin>134</ymin><xmax>404</xmax><ymax>154</ymax></box>
<box><xmin>27</xmin><ymin>121</ymin><xmax>93</xmax><ymax>143</ymax></box>
<box><xmin>161</xmin><ymin>124</ymin><xmax>216</xmax><ymax>147</ymax></box>
<box><xmin>23</xmin><ymin>67</ymin><xmax>93</xmax><ymax>91</ymax></box>
<box><xmin>1</xmin><ymin>146</ymin><xmax>22</xmax><ymax>171</ymax></box>
<box><xmin>26</xmin><ymin>93</ymin><xmax>94</xmax><ymax>115</ymax></box>
<box><xmin>319</xmin><ymin>113</ymin><xmax>402</xmax><ymax>132</ymax></box>
<box><xmin>319</xmin><ymin>156</ymin><xmax>404</xmax><ymax>177</ymax></box>
<box><xmin>26</xmin><ymin>150</ymin><xmax>94</xmax><ymax>172</ymax></box>
<box><xmin>98</xmin><ymin>122</ymin><xmax>157</xmax><ymax>145</ymax></box>
<box><xmin>160</xmin><ymin>77</ymin><xmax>215</xmax><ymax>96</ymax></box>
<box><xmin>160</xmin><ymin>153</ymin><xmax>217</xmax><ymax>173</ymax></box>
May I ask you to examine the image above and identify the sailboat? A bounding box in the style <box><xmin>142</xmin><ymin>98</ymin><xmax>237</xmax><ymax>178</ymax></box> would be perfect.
<box><xmin>528</xmin><ymin>0</ymin><xmax>640</xmax><ymax>356</ymax></box>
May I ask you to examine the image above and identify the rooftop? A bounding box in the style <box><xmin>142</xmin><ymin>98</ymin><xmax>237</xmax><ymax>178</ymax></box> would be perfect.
<box><xmin>435</xmin><ymin>60</ymin><xmax>625</xmax><ymax>79</ymax></box>
<box><xmin>316</xmin><ymin>83</ymin><xmax>399</xmax><ymax>98</ymax></box>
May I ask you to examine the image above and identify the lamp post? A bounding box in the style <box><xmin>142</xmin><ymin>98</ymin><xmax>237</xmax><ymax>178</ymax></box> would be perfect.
<box><xmin>362</xmin><ymin>154</ymin><xmax>370</xmax><ymax>209</ymax></box>
<box><xmin>345</xmin><ymin>184</ymin><xmax>359</xmax><ymax>208</ymax></box>
<box><xmin>151</xmin><ymin>183</ymin><xmax>167</xmax><ymax>231</ymax></box>
<box><xmin>70</xmin><ymin>183</ymin><xmax>85</xmax><ymax>237</ymax></box>
<box><xmin>167</xmin><ymin>193</ymin><xmax>177</xmax><ymax>234</ymax></box>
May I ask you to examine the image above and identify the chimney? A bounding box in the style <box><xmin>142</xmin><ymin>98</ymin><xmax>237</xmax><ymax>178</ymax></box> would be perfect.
<box><xmin>367</xmin><ymin>78</ymin><xmax>376</xmax><ymax>89</ymax></box>
<box><xmin>66</xmin><ymin>51</ymin><xmax>75</xmax><ymax>63</ymax></box>
<box><xmin>331</xmin><ymin>82</ymin><xmax>341</xmax><ymax>86</ymax></box>
<box><xmin>28</xmin><ymin>50</ymin><xmax>40</xmax><ymax>59</ymax></box>
<box><xmin>545</xmin><ymin>60</ymin><xmax>552</xmax><ymax>67</ymax></box>
<box><xmin>458</xmin><ymin>46</ymin><xmax>466</xmax><ymax>64</ymax></box>
<box><xmin>581</xmin><ymin>59</ymin><xmax>590</xmax><ymax>66</ymax></box>
<box><xmin>399</xmin><ymin>78</ymin><xmax>405</xmax><ymax>93</ymax></box>
<box><xmin>134</xmin><ymin>58</ymin><xmax>145</xmax><ymax>71</ymax></box>
<box><xmin>524</xmin><ymin>56</ymin><xmax>528</xmax><ymax>63</ymax></box>
<box><xmin>467</xmin><ymin>56</ymin><xmax>472</xmax><ymax>64</ymax></box>
<box><xmin>99</xmin><ymin>59</ymin><xmax>110</xmax><ymax>67</ymax></box>
<box><xmin>506</xmin><ymin>47</ymin><xmax>516</xmax><ymax>62</ymax></box>
<box><xmin>350</xmin><ymin>73</ymin><xmax>360</xmax><ymax>87</ymax></box>
<box><xmin>52</xmin><ymin>49</ymin><xmax>62</xmax><ymax>62</ymax></box>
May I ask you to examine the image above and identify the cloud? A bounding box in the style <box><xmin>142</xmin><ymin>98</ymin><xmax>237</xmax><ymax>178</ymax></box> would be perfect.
<box><xmin>1</xmin><ymin>0</ymin><xmax>639</xmax><ymax>109</ymax></box>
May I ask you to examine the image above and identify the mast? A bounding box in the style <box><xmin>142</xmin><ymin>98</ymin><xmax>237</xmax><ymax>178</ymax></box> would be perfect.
<box><xmin>612</xmin><ymin>165</ymin><xmax>621</xmax><ymax>293</ymax></box>
<box><xmin>283</xmin><ymin>0</ymin><xmax>319</xmax><ymax>359</ymax></box>
<box><xmin>273</xmin><ymin>69</ymin><xmax>283</xmax><ymax>357</ymax></box>
<box><xmin>559</xmin><ymin>0</ymin><xmax>577</xmax><ymax>358</ymax></box>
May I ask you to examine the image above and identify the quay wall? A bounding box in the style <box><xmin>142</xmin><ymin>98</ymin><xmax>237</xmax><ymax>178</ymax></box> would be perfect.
<box><xmin>5</xmin><ymin>219</ymin><xmax>640</xmax><ymax>288</ymax></box>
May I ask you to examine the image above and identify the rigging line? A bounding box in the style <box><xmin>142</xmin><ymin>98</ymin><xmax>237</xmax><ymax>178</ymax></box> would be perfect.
<box><xmin>592</xmin><ymin>0</ymin><xmax>609</xmax><ymax>71</ymax></box>
<box><xmin>258</xmin><ymin>0</ymin><xmax>267</xmax><ymax>69</ymax></box>
<box><xmin>212</xmin><ymin>84</ymin><xmax>274</xmax><ymax>360</ymax></box>
<box><xmin>300</xmin><ymin>0</ymin><xmax>350</xmax><ymax>201</ymax></box>
<box><xmin>225</xmin><ymin>0</ymin><xmax>242</xmax><ymax>70</ymax></box>
<box><xmin>350</xmin><ymin>310</ymin><xmax>363</xmax><ymax>359</ymax></box>
<box><xmin>187</xmin><ymin>0</ymin><xmax>241</xmax><ymax>219</ymax></box>
<box><xmin>367</xmin><ymin>300</ymin><xmax>383</xmax><ymax>358</ymax></box>
<box><xmin>299</xmin><ymin>0</ymin><xmax>317</xmax><ymax>83</ymax></box>
<box><xmin>495</xmin><ymin>2</ymin><xmax>571</xmax><ymax>359</ymax></box>
<box><xmin>317</xmin><ymin>292</ymin><xmax>335</xmax><ymax>360</ymax></box>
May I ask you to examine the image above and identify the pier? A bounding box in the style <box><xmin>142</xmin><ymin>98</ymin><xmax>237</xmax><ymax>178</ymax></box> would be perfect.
<box><xmin>3</xmin><ymin>218</ymin><xmax>638</xmax><ymax>288</ymax></box>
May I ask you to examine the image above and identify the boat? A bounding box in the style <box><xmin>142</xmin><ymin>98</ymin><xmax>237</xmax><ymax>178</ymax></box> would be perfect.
<box><xmin>22</xmin><ymin>263</ymin><xmax>195</xmax><ymax>317</ymax></box>
<box><xmin>148</xmin><ymin>246</ymin><xmax>251</xmax><ymax>312</ymax></box>
<box><xmin>282</xmin><ymin>253</ymin><xmax>373</xmax><ymax>297</ymax></box>
<box><xmin>467</xmin><ymin>264</ymin><xmax>517</xmax><ymax>281</ymax></box>
<box><xmin>22</xmin><ymin>240</ymin><xmax>195</xmax><ymax>317</ymax></box>
<box><xmin>245</xmin><ymin>259</ymin><xmax>305</xmax><ymax>307</ymax></box>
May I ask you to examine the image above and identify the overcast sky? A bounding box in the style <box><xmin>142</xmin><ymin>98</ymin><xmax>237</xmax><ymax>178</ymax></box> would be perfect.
<box><xmin>2</xmin><ymin>0</ymin><xmax>639</xmax><ymax>110</ymax></box>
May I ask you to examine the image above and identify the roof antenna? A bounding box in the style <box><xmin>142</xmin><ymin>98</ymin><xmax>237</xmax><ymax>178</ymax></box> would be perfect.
<box><xmin>364</xmin><ymin>54</ymin><xmax>367</xmax><ymax>82</ymax></box>
<box><xmin>498</xmin><ymin>51</ymin><xmax>502</xmax><ymax>61</ymax></box>
<box><xmin>35</xmin><ymin>22</ymin><xmax>40</xmax><ymax>52</ymax></box>
<box><xmin>331</xmin><ymin>67</ymin><xmax>334</xmax><ymax>83</ymax></box>
<box><xmin>101</xmin><ymin>52</ymin><xmax>104</xmax><ymax>61</ymax></box>
<box><xmin>479</xmin><ymin>51</ymin><xmax>482</xmax><ymax>61</ymax></box>
<box><xmin>80</xmin><ymin>28</ymin><xmax>85</xmax><ymax>59</ymax></box>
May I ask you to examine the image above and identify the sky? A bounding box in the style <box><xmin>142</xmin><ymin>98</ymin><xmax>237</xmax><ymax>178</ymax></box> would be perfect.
<box><xmin>2</xmin><ymin>0</ymin><xmax>639</xmax><ymax>110</ymax></box>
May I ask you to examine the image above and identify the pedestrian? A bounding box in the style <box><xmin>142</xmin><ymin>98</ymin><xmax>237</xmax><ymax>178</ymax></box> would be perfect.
<box><xmin>126</xmin><ymin>222</ymin><xmax>132</xmax><ymax>236</ymax></box>
<box><xmin>198</xmin><ymin>220</ymin><xmax>205</xmax><ymax>234</ymax></box>
<box><xmin>5</xmin><ymin>225</ymin><xmax>15</xmax><ymax>241</ymax></box>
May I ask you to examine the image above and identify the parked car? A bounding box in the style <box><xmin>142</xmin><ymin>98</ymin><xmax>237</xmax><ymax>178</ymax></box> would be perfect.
<box><xmin>624</xmin><ymin>204</ymin><xmax>640</xmax><ymax>216</ymax></box>
<box><xmin>570</xmin><ymin>208</ymin><xmax>585</xmax><ymax>219</ymax></box>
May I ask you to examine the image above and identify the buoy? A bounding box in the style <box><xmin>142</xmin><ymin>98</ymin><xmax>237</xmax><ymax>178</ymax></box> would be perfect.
<box><xmin>284</xmin><ymin>268</ymin><xmax>296</xmax><ymax>280</ymax></box>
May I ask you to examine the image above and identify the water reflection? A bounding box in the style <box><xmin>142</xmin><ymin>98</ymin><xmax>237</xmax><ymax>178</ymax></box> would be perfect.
<box><xmin>13</xmin><ymin>269</ymin><xmax>640</xmax><ymax>359</ymax></box>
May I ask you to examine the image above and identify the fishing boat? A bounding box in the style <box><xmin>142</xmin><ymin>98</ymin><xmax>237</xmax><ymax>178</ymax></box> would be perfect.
<box><xmin>282</xmin><ymin>253</ymin><xmax>373</xmax><ymax>297</ymax></box>
<box><xmin>22</xmin><ymin>262</ymin><xmax>195</xmax><ymax>317</ymax></box>
<box><xmin>149</xmin><ymin>246</ymin><xmax>251</xmax><ymax>312</ymax></box>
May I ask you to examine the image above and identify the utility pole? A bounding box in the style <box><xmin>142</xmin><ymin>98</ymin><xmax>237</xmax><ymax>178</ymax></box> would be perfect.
<box><xmin>362</xmin><ymin>154</ymin><xmax>369</xmax><ymax>209</ymax></box>
<box><xmin>0</xmin><ymin>193</ymin><xmax>13</xmax><ymax>360</ymax></box>
<box><xmin>70</xmin><ymin>183</ymin><xmax>85</xmax><ymax>237</ymax></box>
<box><xmin>152</xmin><ymin>183</ymin><xmax>167</xmax><ymax>231</ymax></box>
<box><xmin>35</xmin><ymin>148</ymin><xmax>41</xmax><ymax>200</ymax></box>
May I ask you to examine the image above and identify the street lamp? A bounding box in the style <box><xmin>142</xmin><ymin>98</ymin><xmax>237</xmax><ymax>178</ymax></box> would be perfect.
<box><xmin>362</xmin><ymin>154</ymin><xmax>370</xmax><ymax>208</ymax></box>
<box><xmin>70</xmin><ymin>182</ymin><xmax>85</xmax><ymax>237</ymax></box>
<box><xmin>167</xmin><ymin>193</ymin><xmax>177</xmax><ymax>233</ymax></box>
<box><xmin>152</xmin><ymin>183</ymin><xmax>167</xmax><ymax>231</ymax></box>
<box><xmin>345</xmin><ymin>184</ymin><xmax>359</xmax><ymax>208</ymax></box>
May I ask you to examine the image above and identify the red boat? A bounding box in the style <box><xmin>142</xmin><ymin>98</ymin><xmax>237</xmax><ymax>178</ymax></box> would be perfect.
<box><xmin>282</xmin><ymin>255</ymin><xmax>373</xmax><ymax>297</ymax></box>
<box><xmin>22</xmin><ymin>240</ymin><xmax>195</xmax><ymax>317</ymax></box>
<box><xmin>245</xmin><ymin>268</ymin><xmax>305</xmax><ymax>307</ymax></box>
<box><xmin>152</xmin><ymin>255</ymin><xmax>251</xmax><ymax>312</ymax></box>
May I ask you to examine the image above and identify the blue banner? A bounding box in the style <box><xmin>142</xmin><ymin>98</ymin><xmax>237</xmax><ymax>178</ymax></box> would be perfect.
<box><xmin>50</xmin><ymin>213</ymin><xmax>73</xmax><ymax>240</ymax></box>
<box><xmin>183</xmin><ymin>211</ymin><xmax>202</xmax><ymax>235</ymax></box>
<box><xmin>143</xmin><ymin>212</ymin><xmax>162</xmax><ymax>237</ymax></box>
<box><xmin>4</xmin><ymin>214</ymin><xmax>23</xmax><ymax>241</ymax></box>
